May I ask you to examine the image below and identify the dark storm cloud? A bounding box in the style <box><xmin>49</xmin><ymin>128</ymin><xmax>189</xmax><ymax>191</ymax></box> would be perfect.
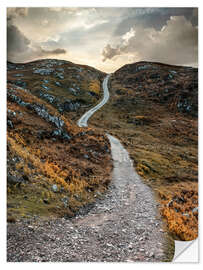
<box><xmin>113</xmin><ymin>8</ymin><xmax>198</xmax><ymax>36</ymax></box>
<box><xmin>102</xmin><ymin>15</ymin><xmax>198</xmax><ymax>66</ymax></box>
<box><xmin>7</xmin><ymin>8</ymin><xmax>67</xmax><ymax>62</ymax></box>
<box><xmin>7</xmin><ymin>7</ymin><xmax>198</xmax><ymax>70</ymax></box>
<box><xmin>7</xmin><ymin>24</ymin><xmax>31</xmax><ymax>58</ymax></box>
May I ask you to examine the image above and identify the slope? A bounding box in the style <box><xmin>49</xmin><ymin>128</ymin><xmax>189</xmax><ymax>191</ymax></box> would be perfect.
<box><xmin>7</xmin><ymin>59</ymin><xmax>112</xmax><ymax>221</ymax></box>
<box><xmin>90</xmin><ymin>61</ymin><xmax>198</xmax><ymax>241</ymax></box>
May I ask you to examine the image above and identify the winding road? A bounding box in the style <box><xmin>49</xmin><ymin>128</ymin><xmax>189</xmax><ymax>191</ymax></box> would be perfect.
<box><xmin>77</xmin><ymin>74</ymin><xmax>111</xmax><ymax>127</ymax></box>
<box><xmin>7</xmin><ymin>74</ymin><xmax>175</xmax><ymax>262</ymax></box>
<box><xmin>76</xmin><ymin>74</ymin><xmax>174</xmax><ymax>261</ymax></box>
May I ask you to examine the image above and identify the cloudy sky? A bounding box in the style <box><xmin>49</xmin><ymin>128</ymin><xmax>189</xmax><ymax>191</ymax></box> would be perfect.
<box><xmin>7</xmin><ymin>7</ymin><xmax>198</xmax><ymax>72</ymax></box>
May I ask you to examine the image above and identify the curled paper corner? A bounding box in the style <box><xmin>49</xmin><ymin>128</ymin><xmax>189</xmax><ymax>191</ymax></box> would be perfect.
<box><xmin>173</xmin><ymin>239</ymin><xmax>198</xmax><ymax>262</ymax></box>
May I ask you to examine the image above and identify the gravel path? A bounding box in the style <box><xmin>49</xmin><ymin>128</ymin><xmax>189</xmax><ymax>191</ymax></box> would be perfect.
<box><xmin>77</xmin><ymin>74</ymin><xmax>110</xmax><ymax>127</ymax></box>
<box><xmin>7</xmin><ymin>74</ymin><xmax>174</xmax><ymax>262</ymax></box>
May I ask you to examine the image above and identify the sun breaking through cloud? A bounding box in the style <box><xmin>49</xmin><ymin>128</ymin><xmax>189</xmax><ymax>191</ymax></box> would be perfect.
<box><xmin>7</xmin><ymin>7</ymin><xmax>198</xmax><ymax>72</ymax></box>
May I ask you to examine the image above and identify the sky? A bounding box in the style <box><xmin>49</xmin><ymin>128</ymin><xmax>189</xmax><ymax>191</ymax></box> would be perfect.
<box><xmin>7</xmin><ymin>7</ymin><xmax>198</xmax><ymax>73</ymax></box>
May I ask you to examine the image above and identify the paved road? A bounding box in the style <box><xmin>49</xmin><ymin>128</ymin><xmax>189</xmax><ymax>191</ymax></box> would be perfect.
<box><xmin>77</xmin><ymin>74</ymin><xmax>111</xmax><ymax>127</ymax></box>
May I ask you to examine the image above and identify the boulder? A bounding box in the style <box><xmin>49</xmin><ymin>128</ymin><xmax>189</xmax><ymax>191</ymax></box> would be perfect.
<box><xmin>52</xmin><ymin>184</ymin><xmax>58</xmax><ymax>193</ymax></box>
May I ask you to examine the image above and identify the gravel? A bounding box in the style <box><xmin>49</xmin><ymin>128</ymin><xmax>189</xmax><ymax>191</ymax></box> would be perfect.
<box><xmin>7</xmin><ymin>134</ymin><xmax>174</xmax><ymax>262</ymax></box>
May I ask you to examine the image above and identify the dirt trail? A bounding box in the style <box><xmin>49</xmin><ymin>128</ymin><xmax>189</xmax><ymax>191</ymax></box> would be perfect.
<box><xmin>7</xmin><ymin>74</ymin><xmax>174</xmax><ymax>262</ymax></box>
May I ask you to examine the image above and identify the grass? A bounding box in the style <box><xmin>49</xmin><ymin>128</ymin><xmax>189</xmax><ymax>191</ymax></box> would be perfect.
<box><xmin>89</xmin><ymin>70</ymin><xmax>198</xmax><ymax>241</ymax></box>
<box><xmin>7</xmin><ymin>82</ymin><xmax>112</xmax><ymax>222</ymax></box>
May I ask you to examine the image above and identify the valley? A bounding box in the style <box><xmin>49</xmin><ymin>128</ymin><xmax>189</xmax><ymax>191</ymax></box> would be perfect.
<box><xmin>7</xmin><ymin>59</ymin><xmax>198</xmax><ymax>262</ymax></box>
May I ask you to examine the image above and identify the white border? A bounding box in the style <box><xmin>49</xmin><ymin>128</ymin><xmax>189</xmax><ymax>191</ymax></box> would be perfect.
<box><xmin>2</xmin><ymin>0</ymin><xmax>202</xmax><ymax>268</ymax></box>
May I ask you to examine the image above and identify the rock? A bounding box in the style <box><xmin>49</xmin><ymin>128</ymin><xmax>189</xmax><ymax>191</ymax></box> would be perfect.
<box><xmin>31</xmin><ymin>104</ymin><xmax>65</xmax><ymax>129</ymax></box>
<box><xmin>14</xmin><ymin>73</ymin><xmax>24</xmax><ymax>77</ymax></box>
<box><xmin>7</xmin><ymin>174</ymin><xmax>23</xmax><ymax>186</ymax></box>
<box><xmin>61</xmin><ymin>197</ymin><xmax>69</xmax><ymax>207</ymax></box>
<box><xmin>77</xmin><ymin>131</ymin><xmax>86</xmax><ymax>137</ymax></box>
<box><xmin>14</xmin><ymin>80</ymin><xmax>27</xmax><ymax>88</ymax></box>
<box><xmin>149</xmin><ymin>252</ymin><xmax>154</xmax><ymax>257</ymax></box>
<box><xmin>28</xmin><ymin>226</ymin><xmax>34</xmax><ymax>231</ymax></box>
<box><xmin>55</xmin><ymin>72</ymin><xmax>64</xmax><ymax>79</ymax></box>
<box><xmin>52</xmin><ymin>184</ymin><xmax>58</xmax><ymax>193</ymax></box>
<box><xmin>170</xmin><ymin>70</ymin><xmax>177</xmax><ymax>74</ymax></box>
<box><xmin>52</xmin><ymin>129</ymin><xmax>62</xmax><ymax>137</ymax></box>
<box><xmin>84</xmin><ymin>154</ymin><xmax>89</xmax><ymax>159</ymax></box>
<box><xmin>149</xmin><ymin>73</ymin><xmax>160</xmax><ymax>79</ymax></box>
<box><xmin>7</xmin><ymin>120</ymin><xmax>14</xmax><ymax>129</ymax></box>
<box><xmin>137</xmin><ymin>64</ymin><xmax>152</xmax><ymax>71</ymax></box>
<box><xmin>43</xmin><ymin>199</ymin><xmax>49</xmax><ymax>204</ymax></box>
<box><xmin>88</xmin><ymin>91</ymin><xmax>97</xmax><ymax>97</ymax></box>
<box><xmin>182</xmin><ymin>213</ymin><xmax>190</xmax><ymax>217</ymax></box>
<box><xmin>173</xmin><ymin>196</ymin><xmax>186</xmax><ymax>204</ymax></box>
<box><xmin>62</xmin><ymin>101</ymin><xmax>80</xmax><ymax>112</ymax></box>
<box><xmin>56</xmin><ymin>68</ymin><xmax>64</xmax><ymax>72</ymax></box>
<box><xmin>62</xmin><ymin>133</ymin><xmax>72</xmax><ymax>141</ymax></box>
<box><xmin>192</xmin><ymin>207</ymin><xmax>198</xmax><ymax>213</ymax></box>
<box><xmin>42</xmin><ymin>84</ymin><xmax>50</xmax><ymax>91</ymax></box>
<box><xmin>40</xmin><ymin>93</ymin><xmax>55</xmax><ymax>104</ymax></box>
<box><xmin>167</xmin><ymin>200</ymin><xmax>173</xmax><ymax>207</ymax></box>
<box><xmin>68</xmin><ymin>88</ymin><xmax>77</xmax><ymax>95</ymax></box>
<box><xmin>55</xmin><ymin>82</ymin><xmax>61</xmax><ymax>87</ymax></box>
<box><xmin>7</xmin><ymin>109</ymin><xmax>16</xmax><ymax>117</ymax></box>
<box><xmin>33</xmin><ymin>68</ymin><xmax>54</xmax><ymax>75</ymax></box>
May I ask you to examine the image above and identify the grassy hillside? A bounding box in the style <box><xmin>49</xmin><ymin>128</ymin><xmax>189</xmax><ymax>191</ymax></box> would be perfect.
<box><xmin>7</xmin><ymin>59</ymin><xmax>106</xmax><ymax>121</ymax></box>
<box><xmin>90</xmin><ymin>61</ymin><xmax>198</xmax><ymax>241</ymax></box>
<box><xmin>7</xmin><ymin>60</ymin><xmax>112</xmax><ymax>222</ymax></box>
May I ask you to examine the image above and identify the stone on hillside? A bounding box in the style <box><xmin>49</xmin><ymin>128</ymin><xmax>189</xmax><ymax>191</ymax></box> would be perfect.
<box><xmin>88</xmin><ymin>91</ymin><xmax>97</xmax><ymax>97</ymax></box>
<box><xmin>149</xmin><ymin>73</ymin><xmax>160</xmax><ymax>79</ymax></box>
<box><xmin>40</xmin><ymin>93</ymin><xmax>55</xmax><ymax>104</ymax></box>
<box><xmin>33</xmin><ymin>68</ymin><xmax>54</xmax><ymax>75</ymax></box>
<box><xmin>61</xmin><ymin>197</ymin><xmax>69</xmax><ymax>207</ymax></box>
<box><xmin>192</xmin><ymin>207</ymin><xmax>198</xmax><ymax>213</ymax></box>
<box><xmin>55</xmin><ymin>72</ymin><xmax>64</xmax><ymax>79</ymax></box>
<box><xmin>68</xmin><ymin>87</ymin><xmax>77</xmax><ymax>95</ymax></box>
<box><xmin>137</xmin><ymin>64</ymin><xmax>152</xmax><ymax>71</ymax></box>
<box><xmin>14</xmin><ymin>73</ymin><xmax>24</xmax><ymax>77</ymax></box>
<box><xmin>7</xmin><ymin>109</ymin><xmax>16</xmax><ymax>117</ymax></box>
<box><xmin>43</xmin><ymin>198</ymin><xmax>49</xmax><ymax>204</ymax></box>
<box><xmin>52</xmin><ymin>184</ymin><xmax>58</xmax><ymax>193</ymax></box>
<box><xmin>63</xmin><ymin>100</ymin><xmax>80</xmax><ymax>112</ymax></box>
<box><xmin>56</xmin><ymin>68</ymin><xmax>64</xmax><ymax>72</ymax></box>
<box><xmin>62</xmin><ymin>133</ymin><xmax>72</xmax><ymax>141</ymax></box>
<box><xmin>52</xmin><ymin>129</ymin><xmax>62</xmax><ymax>137</ymax></box>
<box><xmin>7</xmin><ymin>120</ymin><xmax>14</xmax><ymax>129</ymax></box>
<box><xmin>7</xmin><ymin>174</ymin><xmax>23</xmax><ymax>186</ymax></box>
<box><xmin>42</xmin><ymin>84</ymin><xmax>50</xmax><ymax>91</ymax></box>
<box><xmin>14</xmin><ymin>81</ymin><xmax>27</xmax><ymax>88</ymax></box>
<box><xmin>55</xmin><ymin>81</ymin><xmax>61</xmax><ymax>87</ymax></box>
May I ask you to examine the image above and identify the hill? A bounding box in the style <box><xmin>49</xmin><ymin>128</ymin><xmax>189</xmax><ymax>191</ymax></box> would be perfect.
<box><xmin>7</xmin><ymin>59</ymin><xmax>106</xmax><ymax>121</ymax></box>
<box><xmin>7</xmin><ymin>59</ymin><xmax>112</xmax><ymax>221</ymax></box>
<box><xmin>90</xmin><ymin>61</ymin><xmax>198</xmax><ymax>240</ymax></box>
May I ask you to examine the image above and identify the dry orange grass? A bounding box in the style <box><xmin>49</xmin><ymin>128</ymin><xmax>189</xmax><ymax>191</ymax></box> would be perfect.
<box><xmin>158</xmin><ymin>182</ymin><xmax>198</xmax><ymax>240</ymax></box>
<box><xmin>7</xmin><ymin>85</ymin><xmax>112</xmax><ymax>219</ymax></box>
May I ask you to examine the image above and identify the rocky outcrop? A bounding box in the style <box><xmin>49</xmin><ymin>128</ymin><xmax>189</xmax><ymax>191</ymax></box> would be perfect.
<box><xmin>113</xmin><ymin>61</ymin><xmax>198</xmax><ymax>117</ymax></box>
